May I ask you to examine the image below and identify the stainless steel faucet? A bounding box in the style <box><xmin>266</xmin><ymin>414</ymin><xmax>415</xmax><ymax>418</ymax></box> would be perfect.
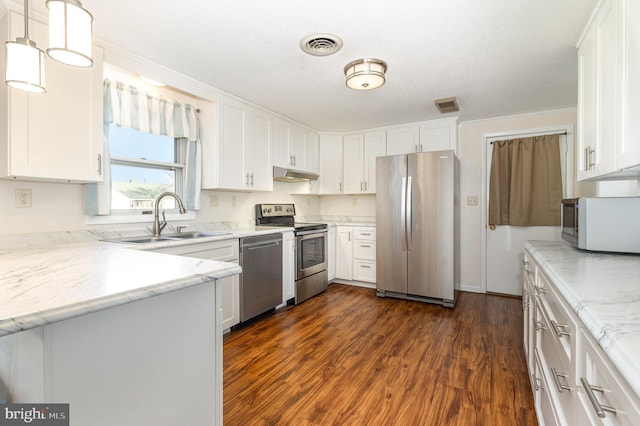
<box><xmin>152</xmin><ymin>192</ymin><xmax>187</xmax><ymax>237</ymax></box>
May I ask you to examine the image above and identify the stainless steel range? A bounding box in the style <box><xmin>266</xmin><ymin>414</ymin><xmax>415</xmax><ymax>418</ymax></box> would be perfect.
<box><xmin>256</xmin><ymin>204</ymin><xmax>328</xmax><ymax>305</ymax></box>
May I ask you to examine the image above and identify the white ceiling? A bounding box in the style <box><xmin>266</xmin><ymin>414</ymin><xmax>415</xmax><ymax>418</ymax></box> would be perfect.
<box><xmin>35</xmin><ymin>0</ymin><xmax>597</xmax><ymax>132</ymax></box>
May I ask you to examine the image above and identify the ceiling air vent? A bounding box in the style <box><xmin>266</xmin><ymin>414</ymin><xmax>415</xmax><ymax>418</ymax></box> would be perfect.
<box><xmin>300</xmin><ymin>33</ymin><xmax>343</xmax><ymax>57</ymax></box>
<box><xmin>435</xmin><ymin>96</ymin><xmax>460</xmax><ymax>113</ymax></box>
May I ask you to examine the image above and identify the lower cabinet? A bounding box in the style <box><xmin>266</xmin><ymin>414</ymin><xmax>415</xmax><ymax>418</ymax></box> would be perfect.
<box><xmin>334</xmin><ymin>226</ymin><xmax>376</xmax><ymax>285</ymax></box>
<box><xmin>282</xmin><ymin>231</ymin><xmax>295</xmax><ymax>303</ymax></box>
<box><xmin>524</xmin><ymin>247</ymin><xmax>640</xmax><ymax>426</ymax></box>
<box><xmin>151</xmin><ymin>239</ymin><xmax>240</xmax><ymax>331</ymax></box>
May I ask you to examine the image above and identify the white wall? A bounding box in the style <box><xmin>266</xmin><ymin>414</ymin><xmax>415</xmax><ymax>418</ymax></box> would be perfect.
<box><xmin>319</xmin><ymin>194</ymin><xmax>376</xmax><ymax>219</ymax></box>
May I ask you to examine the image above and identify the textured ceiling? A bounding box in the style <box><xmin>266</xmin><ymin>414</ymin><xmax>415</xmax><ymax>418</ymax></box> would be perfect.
<box><xmin>30</xmin><ymin>0</ymin><xmax>597</xmax><ymax>132</ymax></box>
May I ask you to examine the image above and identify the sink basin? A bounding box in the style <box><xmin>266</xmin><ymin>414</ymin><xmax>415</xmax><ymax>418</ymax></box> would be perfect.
<box><xmin>105</xmin><ymin>231</ymin><xmax>232</xmax><ymax>244</ymax></box>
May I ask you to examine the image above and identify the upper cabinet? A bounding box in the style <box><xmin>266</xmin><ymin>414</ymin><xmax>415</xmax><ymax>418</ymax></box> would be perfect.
<box><xmin>202</xmin><ymin>94</ymin><xmax>272</xmax><ymax>191</ymax></box>
<box><xmin>577</xmin><ymin>0</ymin><xmax>640</xmax><ymax>180</ymax></box>
<box><xmin>386</xmin><ymin>117</ymin><xmax>457</xmax><ymax>156</ymax></box>
<box><xmin>318</xmin><ymin>133</ymin><xmax>343</xmax><ymax>194</ymax></box>
<box><xmin>273</xmin><ymin>118</ymin><xmax>317</xmax><ymax>173</ymax></box>
<box><xmin>0</xmin><ymin>11</ymin><xmax>104</xmax><ymax>183</ymax></box>
<box><xmin>343</xmin><ymin>131</ymin><xmax>386</xmax><ymax>194</ymax></box>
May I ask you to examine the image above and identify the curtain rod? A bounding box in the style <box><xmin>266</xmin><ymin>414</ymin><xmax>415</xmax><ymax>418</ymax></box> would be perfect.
<box><xmin>489</xmin><ymin>131</ymin><xmax>567</xmax><ymax>144</ymax></box>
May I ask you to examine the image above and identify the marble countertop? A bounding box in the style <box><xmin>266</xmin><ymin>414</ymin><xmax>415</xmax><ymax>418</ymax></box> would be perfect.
<box><xmin>0</xmin><ymin>240</ymin><xmax>246</xmax><ymax>338</ymax></box>
<box><xmin>525</xmin><ymin>240</ymin><xmax>640</xmax><ymax>398</ymax></box>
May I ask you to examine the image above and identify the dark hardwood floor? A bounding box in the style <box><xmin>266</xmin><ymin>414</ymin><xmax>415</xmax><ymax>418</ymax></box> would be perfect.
<box><xmin>223</xmin><ymin>283</ymin><xmax>536</xmax><ymax>425</ymax></box>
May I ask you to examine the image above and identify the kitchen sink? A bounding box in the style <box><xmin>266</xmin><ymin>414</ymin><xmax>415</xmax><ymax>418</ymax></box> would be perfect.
<box><xmin>105</xmin><ymin>231</ymin><xmax>232</xmax><ymax>244</ymax></box>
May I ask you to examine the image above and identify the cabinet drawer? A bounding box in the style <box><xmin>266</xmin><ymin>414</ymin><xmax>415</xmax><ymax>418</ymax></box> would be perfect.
<box><xmin>353</xmin><ymin>241</ymin><xmax>376</xmax><ymax>260</ymax></box>
<box><xmin>576</xmin><ymin>328</ymin><xmax>640</xmax><ymax>426</ymax></box>
<box><xmin>534</xmin><ymin>350</ymin><xmax>561</xmax><ymax>426</ymax></box>
<box><xmin>353</xmin><ymin>260</ymin><xmax>376</xmax><ymax>283</ymax></box>
<box><xmin>354</xmin><ymin>228</ymin><xmax>376</xmax><ymax>241</ymax></box>
<box><xmin>537</xmin><ymin>272</ymin><xmax>576</xmax><ymax>366</ymax></box>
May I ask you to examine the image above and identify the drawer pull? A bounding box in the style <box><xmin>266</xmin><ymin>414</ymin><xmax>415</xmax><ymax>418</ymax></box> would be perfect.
<box><xmin>525</xmin><ymin>269</ymin><xmax>536</xmax><ymax>277</ymax></box>
<box><xmin>551</xmin><ymin>368</ymin><xmax>571</xmax><ymax>393</ymax></box>
<box><xmin>522</xmin><ymin>260</ymin><xmax>530</xmax><ymax>266</ymax></box>
<box><xmin>360</xmin><ymin>233</ymin><xmax>371</xmax><ymax>236</ymax></box>
<box><xmin>360</xmin><ymin>244</ymin><xmax>371</xmax><ymax>248</ymax></box>
<box><xmin>580</xmin><ymin>377</ymin><xmax>617</xmax><ymax>418</ymax></box>
<box><xmin>535</xmin><ymin>321</ymin><xmax>546</xmax><ymax>331</ymax></box>
<box><xmin>534</xmin><ymin>285</ymin><xmax>547</xmax><ymax>294</ymax></box>
<box><xmin>360</xmin><ymin>265</ymin><xmax>371</xmax><ymax>269</ymax></box>
<box><xmin>550</xmin><ymin>320</ymin><xmax>571</xmax><ymax>338</ymax></box>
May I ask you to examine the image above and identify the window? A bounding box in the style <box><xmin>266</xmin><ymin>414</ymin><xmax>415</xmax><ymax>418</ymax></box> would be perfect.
<box><xmin>108</xmin><ymin>125</ymin><xmax>184</xmax><ymax>212</ymax></box>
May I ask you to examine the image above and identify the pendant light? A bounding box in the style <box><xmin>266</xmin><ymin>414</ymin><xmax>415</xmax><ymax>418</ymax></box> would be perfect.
<box><xmin>46</xmin><ymin>0</ymin><xmax>93</xmax><ymax>67</ymax></box>
<box><xmin>4</xmin><ymin>0</ymin><xmax>46</xmax><ymax>93</ymax></box>
<box><xmin>344</xmin><ymin>58</ymin><xmax>387</xmax><ymax>91</ymax></box>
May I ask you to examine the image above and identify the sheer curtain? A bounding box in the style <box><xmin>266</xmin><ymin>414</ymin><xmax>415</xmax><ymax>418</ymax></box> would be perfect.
<box><xmin>86</xmin><ymin>79</ymin><xmax>202</xmax><ymax>215</ymax></box>
<box><xmin>488</xmin><ymin>134</ymin><xmax>562</xmax><ymax>226</ymax></box>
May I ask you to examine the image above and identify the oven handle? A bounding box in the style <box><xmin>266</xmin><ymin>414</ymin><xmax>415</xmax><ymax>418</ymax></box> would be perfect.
<box><xmin>295</xmin><ymin>229</ymin><xmax>328</xmax><ymax>237</ymax></box>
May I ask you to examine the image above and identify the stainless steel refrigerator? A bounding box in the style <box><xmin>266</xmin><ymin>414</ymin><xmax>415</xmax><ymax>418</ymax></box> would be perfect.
<box><xmin>376</xmin><ymin>150</ymin><xmax>459</xmax><ymax>307</ymax></box>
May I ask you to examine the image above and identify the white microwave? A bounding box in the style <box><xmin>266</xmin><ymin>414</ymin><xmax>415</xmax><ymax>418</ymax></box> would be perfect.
<box><xmin>561</xmin><ymin>197</ymin><xmax>640</xmax><ymax>254</ymax></box>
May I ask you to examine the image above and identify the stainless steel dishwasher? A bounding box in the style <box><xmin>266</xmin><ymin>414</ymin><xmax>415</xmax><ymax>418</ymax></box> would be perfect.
<box><xmin>239</xmin><ymin>233</ymin><xmax>283</xmax><ymax>323</ymax></box>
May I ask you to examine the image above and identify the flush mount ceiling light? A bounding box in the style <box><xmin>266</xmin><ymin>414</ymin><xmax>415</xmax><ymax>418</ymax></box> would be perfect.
<box><xmin>5</xmin><ymin>0</ymin><xmax>46</xmax><ymax>93</ymax></box>
<box><xmin>46</xmin><ymin>0</ymin><xmax>94</xmax><ymax>67</ymax></box>
<box><xmin>344</xmin><ymin>58</ymin><xmax>387</xmax><ymax>91</ymax></box>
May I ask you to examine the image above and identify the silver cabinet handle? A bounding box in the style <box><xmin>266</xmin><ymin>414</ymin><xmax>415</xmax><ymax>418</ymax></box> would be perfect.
<box><xmin>360</xmin><ymin>265</ymin><xmax>371</xmax><ymax>269</ymax></box>
<box><xmin>551</xmin><ymin>368</ymin><xmax>571</xmax><ymax>393</ymax></box>
<box><xmin>250</xmin><ymin>173</ymin><xmax>254</xmax><ymax>186</ymax></box>
<box><xmin>97</xmin><ymin>154</ymin><xmax>102</xmax><ymax>175</ymax></box>
<box><xmin>534</xmin><ymin>285</ymin><xmax>547</xmax><ymax>294</ymax></box>
<box><xmin>534</xmin><ymin>376</ymin><xmax>544</xmax><ymax>391</ymax></box>
<box><xmin>360</xmin><ymin>181</ymin><xmax>363</xmax><ymax>191</ymax></box>
<box><xmin>580</xmin><ymin>378</ymin><xmax>617</xmax><ymax>418</ymax></box>
<box><xmin>525</xmin><ymin>269</ymin><xmax>536</xmax><ymax>277</ymax></box>
<box><xmin>550</xmin><ymin>320</ymin><xmax>571</xmax><ymax>338</ymax></box>
<box><xmin>522</xmin><ymin>260</ymin><xmax>530</xmax><ymax>266</ymax></box>
<box><xmin>339</xmin><ymin>182</ymin><xmax>343</xmax><ymax>192</ymax></box>
<box><xmin>364</xmin><ymin>181</ymin><xmax>368</xmax><ymax>191</ymax></box>
<box><xmin>585</xmin><ymin>147</ymin><xmax>595</xmax><ymax>171</ymax></box>
<box><xmin>535</xmin><ymin>321</ymin><xmax>546</xmax><ymax>331</ymax></box>
<box><xmin>360</xmin><ymin>244</ymin><xmax>371</xmax><ymax>248</ymax></box>
<box><xmin>360</xmin><ymin>233</ymin><xmax>371</xmax><ymax>236</ymax></box>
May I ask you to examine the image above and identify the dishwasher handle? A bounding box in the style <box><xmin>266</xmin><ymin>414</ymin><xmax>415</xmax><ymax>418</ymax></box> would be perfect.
<box><xmin>243</xmin><ymin>240</ymin><xmax>281</xmax><ymax>250</ymax></box>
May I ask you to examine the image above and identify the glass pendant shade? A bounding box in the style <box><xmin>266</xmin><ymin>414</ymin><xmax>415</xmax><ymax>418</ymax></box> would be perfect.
<box><xmin>5</xmin><ymin>38</ymin><xmax>46</xmax><ymax>93</ymax></box>
<box><xmin>46</xmin><ymin>0</ymin><xmax>93</xmax><ymax>67</ymax></box>
<box><xmin>344</xmin><ymin>58</ymin><xmax>387</xmax><ymax>90</ymax></box>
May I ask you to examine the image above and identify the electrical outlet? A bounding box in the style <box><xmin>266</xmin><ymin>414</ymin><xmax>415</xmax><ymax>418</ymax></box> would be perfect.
<box><xmin>209</xmin><ymin>194</ymin><xmax>218</xmax><ymax>207</ymax></box>
<box><xmin>467</xmin><ymin>196</ymin><xmax>479</xmax><ymax>206</ymax></box>
<box><xmin>16</xmin><ymin>188</ymin><xmax>32</xmax><ymax>208</ymax></box>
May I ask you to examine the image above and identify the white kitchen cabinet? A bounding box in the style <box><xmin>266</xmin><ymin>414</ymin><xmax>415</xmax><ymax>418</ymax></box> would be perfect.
<box><xmin>327</xmin><ymin>226</ymin><xmax>336</xmax><ymax>281</ymax></box>
<box><xmin>419</xmin><ymin>117</ymin><xmax>458</xmax><ymax>153</ymax></box>
<box><xmin>335</xmin><ymin>226</ymin><xmax>353</xmax><ymax>280</ymax></box>
<box><xmin>0</xmin><ymin>11</ymin><xmax>104</xmax><ymax>183</ymax></box>
<box><xmin>343</xmin><ymin>131</ymin><xmax>386</xmax><ymax>194</ymax></box>
<box><xmin>273</xmin><ymin>118</ymin><xmax>317</xmax><ymax>173</ymax></box>
<box><xmin>577</xmin><ymin>0</ymin><xmax>640</xmax><ymax>180</ymax></box>
<box><xmin>203</xmin><ymin>95</ymin><xmax>272</xmax><ymax>191</ymax></box>
<box><xmin>282</xmin><ymin>231</ymin><xmax>295</xmax><ymax>303</ymax></box>
<box><xmin>150</xmin><ymin>239</ymin><xmax>240</xmax><ymax>331</ymax></box>
<box><xmin>318</xmin><ymin>133</ymin><xmax>344</xmax><ymax>194</ymax></box>
<box><xmin>386</xmin><ymin>125</ymin><xmax>419</xmax><ymax>156</ymax></box>
<box><xmin>386</xmin><ymin>118</ymin><xmax>458</xmax><ymax>156</ymax></box>
<box><xmin>524</xmin><ymin>246</ymin><xmax>640</xmax><ymax>426</ymax></box>
<box><xmin>352</xmin><ymin>228</ymin><xmax>376</xmax><ymax>283</ymax></box>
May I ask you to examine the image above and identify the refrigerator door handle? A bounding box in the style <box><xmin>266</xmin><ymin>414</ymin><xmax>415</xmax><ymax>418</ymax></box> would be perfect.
<box><xmin>401</xmin><ymin>176</ymin><xmax>407</xmax><ymax>251</ymax></box>
<box><xmin>406</xmin><ymin>176</ymin><xmax>412</xmax><ymax>251</ymax></box>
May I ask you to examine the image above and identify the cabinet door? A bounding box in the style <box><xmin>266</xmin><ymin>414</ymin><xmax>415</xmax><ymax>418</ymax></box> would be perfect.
<box><xmin>290</xmin><ymin>125</ymin><xmax>307</xmax><ymax>170</ymax></box>
<box><xmin>218</xmin><ymin>97</ymin><xmax>247</xmax><ymax>190</ymax></box>
<box><xmin>282</xmin><ymin>231</ymin><xmax>295</xmax><ymax>303</ymax></box>
<box><xmin>272</xmin><ymin>118</ymin><xmax>291</xmax><ymax>168</ymax></box>
<box><xmin>577</xmin><ymin>25</ymin><xmax>598</xmax><ymax>180</ymax></box>
<box><xmin>307</xmin><ymin>131</ymin><xmax>320</xmax><ymax>173</ymax></box>
<box><xmin>319</xmin><ymin>134</ymin><xmax>344</xmax><ymax>194</ymax></box>
<box><xmin>5</xmin><ymin>11</ymin><xmax>103</xmax><ymax>182</ymax></box>
<box><xmin>386</xmin><ymin>125</ymin><xmax>419</xmax><ymax>155</ymax></box>
<box><xmin>246</xmin><ymin>108</ymin><xmax>273</xmax><ymax>191</ymax></box>
<box><xmin>619</xmin><ymin>0</ymin><xmax>640</xmax><ymax>170</ymax></box>
<box><xmin>335</xmin><ymin>227</ymin><xmax>353</xmax><ymax>280</ymax></box>
<box><xmin>363</xmin><ymin>131</ymin><xmax>386</xmax><ymax>193</ymax></box>
<box><xmin>419</xmin><ymin>118</ymin><xmax>458</xmax><ymax>153</ymax></box>
<box><xmin>343</xmin><ymin>133</ymin><xmax>365</xmax><ymax>194</ymax></box>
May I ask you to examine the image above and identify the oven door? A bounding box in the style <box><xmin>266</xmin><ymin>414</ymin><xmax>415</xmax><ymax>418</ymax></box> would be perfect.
<box><xmin>296</xmin><ymin>229</ymin><xmax>328</xmax><ymax>280</ymax></box>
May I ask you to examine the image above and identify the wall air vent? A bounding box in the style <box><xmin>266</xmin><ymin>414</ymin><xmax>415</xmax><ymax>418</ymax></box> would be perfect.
<box><xmin>300</xmin><ymin>33</ymin><xmax>343</xmax><ymax>57</ymax></box>
<box><xmin>435</xmin><ymin>96</ymin><xmax>460</xmax><ymax>113</ymax></box>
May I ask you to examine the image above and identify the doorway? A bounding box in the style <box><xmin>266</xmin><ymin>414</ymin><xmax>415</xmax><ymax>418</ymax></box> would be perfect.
<box><xmin>482</xmin><ymin>125</ymin><xmax>574</xmax><ymax>295</ymax></box>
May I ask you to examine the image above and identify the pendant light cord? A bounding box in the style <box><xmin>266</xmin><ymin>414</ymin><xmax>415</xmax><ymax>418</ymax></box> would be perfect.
<box><xmin>23</xmin><ymin>0</ymin><xmax>29</xmax><ymax>39</ymax></box>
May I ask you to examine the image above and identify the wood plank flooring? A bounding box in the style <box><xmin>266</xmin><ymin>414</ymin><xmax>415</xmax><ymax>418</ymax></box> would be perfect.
<box><xmin>223</xmin><ymin>284</ymin><xmax>537</xmax><ymax>426</ymax></box>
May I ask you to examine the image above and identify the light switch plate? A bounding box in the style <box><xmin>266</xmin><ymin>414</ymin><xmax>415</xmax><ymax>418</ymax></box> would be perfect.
<box><xmin>467</xmin><ymin>195</ymin><xmax>479</xmax><ymax>206</ymax></box>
